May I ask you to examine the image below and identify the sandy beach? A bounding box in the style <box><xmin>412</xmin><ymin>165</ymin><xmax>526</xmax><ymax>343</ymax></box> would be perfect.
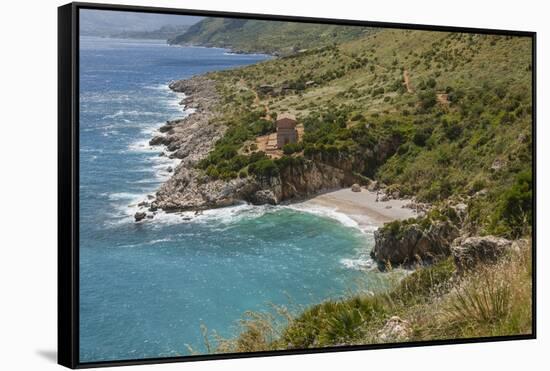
<box><xmin>296</xmin><ymin>187</ymin><xmax>419</xmax><ymax>230</ymax></box>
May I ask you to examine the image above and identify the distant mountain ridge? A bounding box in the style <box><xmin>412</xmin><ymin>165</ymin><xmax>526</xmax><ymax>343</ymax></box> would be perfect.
<box><xmin>109</xmin><ymin>25</ymin><xmax>190</xmax><ymax>40</ymax></box>
<box><xmin>168</xmin><ymin>18</ymin><xmax>372</xmax><ymax>55</ymax></box>
<box><xmin>80</xmin><ymin>9</ymin><xmax>201</xmax><ymax>37</ymax></box>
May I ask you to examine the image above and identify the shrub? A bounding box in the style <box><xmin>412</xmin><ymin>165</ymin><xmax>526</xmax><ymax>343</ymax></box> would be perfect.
<box><xmin>470</xmin><ymin>178</ymin><xmax>487</xmax><ymax>193</ymax></box>
<box><xmin>218</xmin><ymin>169</ymin><xmax>238</xmax><ymax>180</ymax></box>
<box><xmin>372</xmin><ymin>87</ymin><xmax>385</xmax><ymax>96</ymax></box>
<box><xmin>390</xmin><ymin>257</ymin><xmax>456</xmax><ymax>305</ymax></box>
<box><xmin>275</xmin><ymin>155</ymin><xmax>304</xmax><ymax>169</ymax></box>
<box><xmin>443</xmin><ymin>120</ymin><xmax>462</xmax><ymax>141</ymax></box>
<box><xmin>250</xmin><ymin>119</ymin><xmax>275</xmax><ymax>136</ymax></box>
<box><xmin>282</xmin><ymin>296</ymin><xmax>387</xmax><ymax>348</ymax></box>
<box><xmin>413</xmin><ymin>128</ymin><xmax>433</xmax><ymax>147</ymax></box>
<box><xmin>282</xmin><ymin>142</ymin><xmax>304</xmax><ymax>155</ymax></box>
<box><xmin>397</xmin><ymin>143</ymin><xmax>409</xmax><ymax>155</ymax></box>
<box><xmin>419</xmin><ymin>90</ymin><xmax>437</xmax><ymax>111</ymax></box>
<box><xmin>351</xmin><ymin>113</ymin><xmax>364</xmax><ymax>121</ymax></box>
<box><xmin>205</xmin><ymin>165</ymin><xmax>219</xmax><ymax>179</ymax></box>
<box><xmin>248</xmin><ymin>159</ymin><xmax>279</xmax><ymax>178</ymax></box>
<box><xmin>492</xmin><ymin>169</ymin><xmax>532</xmax><ymax>238</ymax></box>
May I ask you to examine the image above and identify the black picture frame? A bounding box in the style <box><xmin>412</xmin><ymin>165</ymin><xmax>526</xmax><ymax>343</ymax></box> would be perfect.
<box><xmin>58</xmin><ymin>2</ymin><xmax>537</xmax><ymax>369</ymax></box>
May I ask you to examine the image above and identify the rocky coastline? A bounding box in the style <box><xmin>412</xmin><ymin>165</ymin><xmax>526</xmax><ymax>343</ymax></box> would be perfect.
<box><xmin>133</xmin><ymin>78</ymin><xmax>528</xmax><ymax>277</ymax></box>
<box><xmin>134</xmin><ymin>76</ymin><xmax>366</xmax><ymax>220</ymax></box>
<box><xmin>132</xmin><ymin>75</ymin><xmax>226</xmax><ymax>220</ymax></box>
<box><xmin>370</xmin><ymin>196</ymin><xmax>529</xmax><ymax>270</ymax></box>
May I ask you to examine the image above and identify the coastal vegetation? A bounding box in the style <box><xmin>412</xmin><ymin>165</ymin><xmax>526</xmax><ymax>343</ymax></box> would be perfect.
<box><xmin>193</xmin><ymin>28</ymin><xmax>532</xmax><ymax>238</ymax></box>
<box><xmin>161</xmin><ymin>25</ymin><xmax>533</xmax><ymax>351</ymax></box>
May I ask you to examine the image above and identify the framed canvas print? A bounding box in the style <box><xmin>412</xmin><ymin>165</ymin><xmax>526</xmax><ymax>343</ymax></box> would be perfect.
<box><xmin>58</xmin><ymin>2</ymin><xmax>536</xmax><ymax>368</ymax></box>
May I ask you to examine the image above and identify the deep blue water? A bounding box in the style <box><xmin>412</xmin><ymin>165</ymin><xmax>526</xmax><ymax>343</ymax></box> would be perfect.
<box><xmin>79</xmin><ymin>36</ymin><xmax>382</xmax><ymax>363</ymax></box>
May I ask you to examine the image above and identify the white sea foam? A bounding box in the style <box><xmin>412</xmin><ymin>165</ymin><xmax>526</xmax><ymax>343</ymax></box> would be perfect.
<box><xmin>166</xmin><ymin>93</ymin><xmax>185</xmax><ymax>104</ymax></box>
<box><xmin>138</xmin><ymin>203</ymin><xmax>275</xmax><ymax>228</ymax></box>
<box><xmin>140</xmin><ymin>122</ymin><xmax>166</xmax><ymax>135</ymax></box>
<box><xmin>340</xmin><ymin>257</ymin><xmax>376</xmax><ymax>271</ymax></box>
<box><xmin>104</xmin><ymin>192</ymin><xmax>153</xmax><ymax>227</ymax></box>
<box><xmin>144</xmin><ymin>83</ymin><xmax>170</xmax><ymax>91</ymax></box>
<box><xmin>195</xmin><ymin>203</ymin><xmax>273</xmax><ymax>224</ymax></box>
<box><xmin>111</xmin><ymin>237</ymin><xmax>174</xmax><ymax>249</ymax></box>
<box><xmin>147</xmin><ymin>156</ymin><xmax>181</xmax><ymax>181</ymax></box>
<box><xmin>133</xmin><ymin>178</ymin><xmax>161</xmax><ymax>184</ymax></box>
<box><xmin>127</xmin><ymin>138</ymin><xmax>159</xmax><ymax>153</ymax></box>
<box><xmin>81</xmin><ymin>92</ymin><xmax>131</xmax><ymax>104</ymax></box>
<box><xmin>107</xmin><ymin>192</ymin><xmax>144</xmax><ymax>201</ymax></box>
<box><xmin>102</xmin><ymin>110</ymin><xmax>164</xmax><ymax>120</ymax></box>
<box><xmin>285</xmin><ymin>203</ymin><xmax>362</xmax><ymax>231</ymax></box>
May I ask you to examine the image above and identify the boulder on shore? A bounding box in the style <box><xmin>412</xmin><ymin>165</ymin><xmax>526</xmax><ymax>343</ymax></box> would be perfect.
<box><xmin>149</xmin><ymin>135</ymin><xmax>169</xmax><ymax>146</ymax></box>
<box><xmin>451</xmin><ymin>235</ymin><xmax>515</xmax><ymax>271</ymax></box>
<box><xmin>158</xmin><ymin>122</ymin><xmax>174</xmax><ymax>133</ymax></box>
<box><xmin>371</xmin><ymin>221</ymin><xmax>459</xmax><ymax>267</ymax></box>
<box><xmin>376</xmin><ymin>316</ymin><xmax>412</xmax><ymax>343</ymax></box>
<box><xmin>134</xmin><ymin>212</ymin><xmax>147</xmax><ymax>222</ymax></box>
<box><xmin>367</xmin><ymin>180</ymin><xmax>380</xmax><ymax>191</ymax></box>
<box><xmin>351</xmin><ymin>183</ymin><xmax>361</xmax><ymax>192</ymax></box>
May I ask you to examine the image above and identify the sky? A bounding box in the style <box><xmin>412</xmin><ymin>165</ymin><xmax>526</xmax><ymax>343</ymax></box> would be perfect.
<box><xmin>80</xmin><ymin>9</ymin><xmax>203</xmax><ymax>36</ymax></box>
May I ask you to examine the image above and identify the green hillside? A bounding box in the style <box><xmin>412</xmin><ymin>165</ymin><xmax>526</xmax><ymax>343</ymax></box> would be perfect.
<box><xmin>168</xmin><ymin>17</ymin><xmax>372</xmax><ymax>55</ymax></box>
<box><xmin>173</xmin><ymin>26</ymin><xmax>533</xmax><ymax>354</ymax></box>
<box><xmin>200</xmin><ymin>28</ymin><xmax>532</xmax><ymax>238</ymax></box>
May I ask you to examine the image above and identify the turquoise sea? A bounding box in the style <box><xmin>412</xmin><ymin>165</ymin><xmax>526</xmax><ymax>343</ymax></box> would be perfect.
<box><xmin>79</xmin><ymin>36</ymin><xmax>384</xmax><ymax>362</ymax></box>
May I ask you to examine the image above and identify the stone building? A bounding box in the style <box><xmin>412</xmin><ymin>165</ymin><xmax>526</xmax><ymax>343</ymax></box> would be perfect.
<box><xmin>275</xmin><ymin>113</ymin><xmax>298</xmax><ymax>148</ymax></box>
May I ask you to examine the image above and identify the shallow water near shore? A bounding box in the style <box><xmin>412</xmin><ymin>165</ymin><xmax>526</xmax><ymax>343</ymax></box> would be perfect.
<box><xmin>79</xmin><ymin>36</ymin><xmax>391</xmax><ymax>362</ymax></box>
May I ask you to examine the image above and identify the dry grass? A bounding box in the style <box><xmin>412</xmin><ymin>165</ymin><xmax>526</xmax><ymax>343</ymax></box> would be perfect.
<box><xmin>410</xmin><ymin>244</ymin><xmax>532</xmax><ymax>340</ymax></box>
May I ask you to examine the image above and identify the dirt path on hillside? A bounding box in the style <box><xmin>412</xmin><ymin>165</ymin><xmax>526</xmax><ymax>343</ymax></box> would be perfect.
<box><xmin>403</xmin><ymin>69</ymin><xmax>413</xmax><ymax>93</ymax></box>
<box><xmin>252</xmin><ymin>89</ymin><xmax>271</xmax><ymax>120</ymax></box>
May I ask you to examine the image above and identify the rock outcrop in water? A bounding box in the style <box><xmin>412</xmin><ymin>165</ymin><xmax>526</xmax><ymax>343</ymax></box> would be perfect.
<box><xmin>371</xmin><ymin>220</ymin><xmax>459</xmax><ymax>267</ymax></box>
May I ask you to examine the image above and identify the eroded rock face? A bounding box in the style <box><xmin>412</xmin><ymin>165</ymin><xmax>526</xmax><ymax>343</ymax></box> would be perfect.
<box><xmin>451</xmin><ymin>236</ymin><xmax>515</xmax><ymax>270</ymax></box>
<box><xmin>155</xmin><ymin>158</ymin><xmax>350</xmax><ymax>211</ymax></box>
<box><xmin>371</xmin><ymin>221</ymin><xmax>459</xmax><ymax>267</ymax></box>
<box><xmin>249</xmin><ymin>189</ymin><xmax>279</xmax><ymax>205</ymax></box>
<box><xmin>156</xmin><ymin>169</ymin><xmax>255</xmax><ymax>211</ymax></box>
<box><xmin>279</xmin><ymin>161</ymin><xmax>349</xmax><ymax>201</ymax></box>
